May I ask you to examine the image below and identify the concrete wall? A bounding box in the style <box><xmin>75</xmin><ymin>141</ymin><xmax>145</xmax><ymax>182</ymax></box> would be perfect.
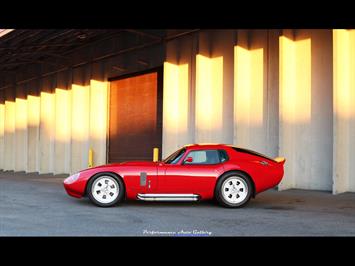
<box><xmin>0</xmin><ymin>34</ymin><xmax>165</xmax><ymax>175</ymax></box>
<box><xmin>278</xmin><ymin>29</ymin><xmax>333</xmax><ymax>191</ymax></box>
<box><xmin>0</xmin><ymin>104</ymin><xmax>4</xmax><ymax>169</ymax></box>
<box><xmin>163</xmin><ymin>33</ymin><xmax>196</xmax><ymax>156</ymax></box>
<box><xmin>163</xmin><ymin>30</ymin><xmax>280</xmax><ymax>159</ymax></box>
<box><xmin>235</xmin><ymin>30</ymin><xmax>271</xmax><ymax>155</ymax></box>
<box><xmin>0</xmin><ymin>81</ymin><xmax>108</xmax><ymax>175</ymax></box>
<box><xmin>163</xmin><ymin>30</ymin><xmax>235</xmax><ymax>158</ymax></box>
<box><xmin>333</xmin><ymin>29</ymin><xmax>355</xmax><ymax>193</ymax></box>
<box><xmin>1</xmin><ymin>29</ymin><xmax>355</xmax><ymax>195</ymax></box>
<box><xmin>39</xmin><ymin>92</ymin><xmax>55</xmax><ymax>174</ymax></box>
<box><xmin>163</xmin><ymin>29</ymin><xmax>353</xmax><ymax>194</ymax></box>
<box><xmin>163</xmin><ymin>30</ymin><xmax>279</xmax><ymax>157</ymax></box>
<box><xmin>3</xmin><ymin>101</ymin><xmax>15</xmax><ymax>171</ymax></box>
<box><xmin>27</xmin><ymin>95</ymin><xmax>40</xmax><ymax>173</ymax></box>
<box><xmin>54</xmin><ymin>89</ymin><xmax>71</xmax><ymax>174</ymax></box>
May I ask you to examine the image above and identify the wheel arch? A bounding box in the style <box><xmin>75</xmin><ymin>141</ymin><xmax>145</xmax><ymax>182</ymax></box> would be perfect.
<box><xmin>216</xmin><ymin>170</ymin><xmax>256</xmax><ymax>198</ymax></box>
<box><xmin>84</xmin><ymin>171</ymin><xmax>126</xmax><ymax>199</ymax></box>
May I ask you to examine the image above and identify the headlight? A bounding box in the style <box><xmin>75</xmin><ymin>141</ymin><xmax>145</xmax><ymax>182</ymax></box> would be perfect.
<box><xmin>64</xmin><ymin>173</ymin><xmax>80</xmax><ymax>184</ymax></box>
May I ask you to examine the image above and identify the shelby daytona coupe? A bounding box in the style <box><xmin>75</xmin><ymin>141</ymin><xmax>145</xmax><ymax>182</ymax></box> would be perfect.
<box><xmin>64</xmin><ymin>144</ymin><xmax>285</xmax><ymax>208</ymax></box>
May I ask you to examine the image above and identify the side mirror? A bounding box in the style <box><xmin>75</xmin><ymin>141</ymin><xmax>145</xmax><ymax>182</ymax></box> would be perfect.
<box><xmin>185</xmin><ymin>157</ymin><xmax>193</xmax><ymax>163</ymax></box>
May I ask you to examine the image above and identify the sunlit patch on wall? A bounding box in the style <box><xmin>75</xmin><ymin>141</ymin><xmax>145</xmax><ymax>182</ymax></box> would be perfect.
<box><xmin>4</xmin><ymin>101</ymin><xmax>15</xmax><ymax>135</ymax></box>
<box><xmin>0</xmin><ymin>103</ymin><xmax>5</xmax><ymax>168</ymax></box>
<box><xmin>279</xmin><ymin>36</ymin><xmax>311</xmax><ymax>124</ymax></box>
<box><xmin>40</xmin><ymin>92</ymin><xmax>55</xmax><ymax>136</ymax></box>
<box><xmin>71</xmin><ymin>84</ymin><xmax>90</xmax><ymax>142</ymax></box>
<box><xmin>0</xmin><ymin>104</ymin><xmax>4</xmax><ymax>138</ymax></box>
<box><xmin>27</xmin><ymin>95</ymin><xmax>40</xmax><ymax>128</ymax></box>
<box><xmin>55</xmin><ymin>88</ymin><xmax>71</xmax><ymax>142</ymax></box>
<box><xmin>333</xmin><ymin>29</ymin><xmax>355</xmax><ymax>120</ymax></box>
<box><xmin>195</xmin><ymin>54</ymin><xmax>223</xmax><ymax>142</ymax></box>
<box><xmin>89</xmin><ymin>80</ymin><xmax>108</xmax><ymax>141</ymax></box>
<box><xmin>234</xmin><ymin>46</ymin><xmax>264</xmax><ymax>147</ymax></box>
<box><xmin>89</xmin><ymin>80</ymin><xmax>108</xmax><ymax>166</ymax></box>
<box><xmin>163</xmin><ymin>62</ymin><xmax>189</xmax><ymax>136</ymax></box>
<box><xmin>278</xmin><ymin>35</ymin><xmax>312</xmax><ymax>190</ymax></box>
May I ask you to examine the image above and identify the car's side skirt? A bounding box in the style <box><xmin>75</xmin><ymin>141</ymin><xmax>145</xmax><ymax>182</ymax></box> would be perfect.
<box><xmin>137</xmin><ymin>193</ymin><xmax>200</xmax><ymax>201</ymax></box>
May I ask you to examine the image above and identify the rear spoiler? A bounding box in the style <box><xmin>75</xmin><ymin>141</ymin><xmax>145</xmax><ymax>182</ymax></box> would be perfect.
<box><xmin>274</xmin><ymin>157</ymin><xmax>286</xmax><ymax>165</ymax></box>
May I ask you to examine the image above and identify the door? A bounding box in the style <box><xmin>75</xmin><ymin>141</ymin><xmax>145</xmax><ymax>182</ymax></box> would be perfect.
<box><xmin>108</xmin><ymin>69</ymin><xmax>162</xmax><ymax>163</ymax></box>
<box><xmin>159</xmin><ymin>149</ymin><xmax>225</xmax><ymax>194</ymax></box>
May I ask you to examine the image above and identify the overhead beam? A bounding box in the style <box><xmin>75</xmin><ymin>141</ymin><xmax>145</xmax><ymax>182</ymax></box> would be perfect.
<box><xmin>124</xmin><ymin>29</ymin><xmax>163</xmax><ymax>41</ymax></box>
<box><xmin>0</xmin><ymin>30</ymin><xmax>199</xmax><ymax>88</ymax></box>
<box><xmin>0</xmin><ymin>29</ymin><xmax>14</xmax><ymax>38</ymax></box>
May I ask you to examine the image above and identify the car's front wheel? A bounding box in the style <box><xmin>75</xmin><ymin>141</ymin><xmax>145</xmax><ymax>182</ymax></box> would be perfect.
<box><xmin>215</xmin><ymin>172</ymin><xmax>253</xmax><ymax>208</ymax></box>
<box><xmin>87</xmin><ymin>173</ymin><xmax>124</xmax><ymax>207</ymax></box>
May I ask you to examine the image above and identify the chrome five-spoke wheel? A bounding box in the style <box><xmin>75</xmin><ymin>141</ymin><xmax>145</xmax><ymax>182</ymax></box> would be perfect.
<box><xmin>87</xmin><ymin>173</ymin><xmax>124</xmax><ymax>207</ymax></box>
<box><xmin>92</xmin><ymin>176</ymin><xmax>119</xmax><ymax>204</ymax></box>
<box><xmin>215</xmin><ymin>172</ymin><xmax>252</xmax><ymax>208</ymax></box>
<box><xmin>222</xmin><ymin>176</ymin><xmax>248</xmax><ymax>204</ymax></box>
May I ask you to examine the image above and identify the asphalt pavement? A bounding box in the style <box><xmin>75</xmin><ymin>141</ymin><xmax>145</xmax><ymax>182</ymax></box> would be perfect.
<box><xmin>1</xmin><ymin>170</ymin><xmax>355</xmax><ymax>236</ymax></box>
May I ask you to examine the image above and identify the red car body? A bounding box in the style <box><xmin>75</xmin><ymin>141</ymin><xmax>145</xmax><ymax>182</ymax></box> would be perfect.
<box><xmin>64</xmin><ymin>144</ymin><xmax>285</xmax><ymax>202</ymax></box>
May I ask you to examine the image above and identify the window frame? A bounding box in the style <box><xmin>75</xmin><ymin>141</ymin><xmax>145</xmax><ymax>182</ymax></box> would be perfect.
<box><xmin>163</xmin><ymin>148</ymin><xmax>187</xmax><ymax>165</ymax></box>
<box><xmin>181</xmin><ymin>149</ymin><xmax>229</xmax><ymax>165</ymax></box>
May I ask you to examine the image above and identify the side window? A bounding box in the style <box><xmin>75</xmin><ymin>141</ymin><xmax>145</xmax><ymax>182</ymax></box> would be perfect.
<box><xmin>218</xmin><ymin>150</ymin><xmax>229</xmax><ymax>162</ymax></box>
<box><xmin>163</xmin><ymin>148</ymin><xmax>186</xmax><ymax>164</ymax></box>
<box><xmin>184</xmin><ymin>150</ymin><xmax>221</xmax><ymax>165</ymax></box>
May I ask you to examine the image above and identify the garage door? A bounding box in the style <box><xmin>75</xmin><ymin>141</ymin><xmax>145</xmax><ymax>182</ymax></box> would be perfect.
<box><xmin>108</xmin><ymin>69</ymin><xmax>162</xmax><ymax>163</ymax></box>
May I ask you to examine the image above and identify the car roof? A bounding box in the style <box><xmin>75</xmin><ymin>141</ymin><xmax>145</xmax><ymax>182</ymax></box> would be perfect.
<box><xmin>183</xmin><ymin>143</ymin><xmax>229</xmax><ymax>150</ymax></box>
<box><xmin>183</xmin><ymin>144</ymin><xmax>276</xmax><ymax>162</ymax></box>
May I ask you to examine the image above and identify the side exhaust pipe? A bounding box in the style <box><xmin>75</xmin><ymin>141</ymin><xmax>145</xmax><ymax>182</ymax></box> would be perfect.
<box><xmin>137</xmin><ymin>193</ymin><xmax>200</xmax><ymax>201</ymax></box>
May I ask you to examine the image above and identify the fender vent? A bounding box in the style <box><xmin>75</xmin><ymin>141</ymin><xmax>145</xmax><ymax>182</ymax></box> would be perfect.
<box><xmin>140</xmin><ymin>172</ymin><xmax>147</xmax><ymax>186</ymax></box>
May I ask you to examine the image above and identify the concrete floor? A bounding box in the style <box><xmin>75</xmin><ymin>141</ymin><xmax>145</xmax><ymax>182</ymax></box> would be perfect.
<box><xmin>1</xmin><ymin>170</ymin><xmax>355</xmax><ymax>236</ymax></box>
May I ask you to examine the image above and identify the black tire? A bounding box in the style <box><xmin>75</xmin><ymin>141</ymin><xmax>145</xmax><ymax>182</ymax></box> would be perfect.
<box><xmin>86</xmin><ymin>173</ymin><xmax>125</xmax><ymax>207</ymax></box>
<box><xmin>215</xmin><ymin>171</ymin><xmax>253</xmax><ymax>208</ymax></box>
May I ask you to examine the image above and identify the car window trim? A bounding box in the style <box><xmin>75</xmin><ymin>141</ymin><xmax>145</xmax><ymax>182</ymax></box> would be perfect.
<box><xmin>181</xmin><ymin>149</ymin><xmax>229</xmax><ymax>165</ymax></box>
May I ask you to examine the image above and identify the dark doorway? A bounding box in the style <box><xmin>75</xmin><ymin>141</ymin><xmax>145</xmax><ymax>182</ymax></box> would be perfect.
<box><xmin>108</xmin><ymin>68</ymin><xmax>163</xmax><ymax>163</ymax></box>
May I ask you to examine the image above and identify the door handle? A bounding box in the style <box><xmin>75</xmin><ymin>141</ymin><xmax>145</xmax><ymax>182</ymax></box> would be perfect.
<box><xmin>148</xmin><ymin>180</ymin><xmax>151</xmax><ymax>189</ymax></box>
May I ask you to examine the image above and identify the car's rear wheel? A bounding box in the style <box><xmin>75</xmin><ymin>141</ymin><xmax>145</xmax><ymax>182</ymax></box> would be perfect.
<box><xmin>87</xmin><ymin>173</ymin><xmax>124</xmax><ymax>207</ymax></box>
<box><xmin>215</xmin><ymin>172</ymin><xmax>252</xmax><ymax>208</ymax></box>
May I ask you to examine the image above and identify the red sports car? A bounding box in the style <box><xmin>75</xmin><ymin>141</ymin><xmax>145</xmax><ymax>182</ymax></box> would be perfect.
<box><xmin>63</xmin><ymin>144</ymin><xmax>285</xmax><ymax>208</ymax></box>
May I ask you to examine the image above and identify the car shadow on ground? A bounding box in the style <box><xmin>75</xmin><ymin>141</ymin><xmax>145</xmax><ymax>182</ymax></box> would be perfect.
<box><xmin>71</xmin><ymin>197</ymin><xmax>221</xmax><ymax>208</ymax></box>
<box><xmin>62</xmin><ymin>187</ymin><xmax>302</xmax><ymax>210</ymax></box>
<box><xmin>70</xmin><ymin>196</ymin><xmax>287</xmax><ymax>210</ymax></box>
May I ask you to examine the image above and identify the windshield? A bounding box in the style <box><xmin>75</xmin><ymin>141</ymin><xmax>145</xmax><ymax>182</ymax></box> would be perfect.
<box><xmin>163</xmin><ymin>148</ymin><xmax>186</xmax><ymax>164</ymax></box>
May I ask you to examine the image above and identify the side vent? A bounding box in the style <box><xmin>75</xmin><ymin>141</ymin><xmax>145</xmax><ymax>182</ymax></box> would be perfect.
<box><xmin>140</xmin><ymin>172</ymin><xmax>147</xmax><ymax>186</ymax></box>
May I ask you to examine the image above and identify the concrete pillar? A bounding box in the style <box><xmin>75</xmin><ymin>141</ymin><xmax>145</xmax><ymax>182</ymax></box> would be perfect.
<box><xmin>0</xmin><ymin>104</ymin><xmax>4</xmax><ymax>169</ymax></box>
<box><xmin>163</xmin><ymin>34</ymin><xmax>196</xmax><ymax>158</ymax></box>
<box><xmin>39</xmin><ymin>92</ymin><xmax>55</xmax><ymax>174</ymax></box>
<box><xmin>195</xmin><ymin>54</ymin><xmax>223</xmax><ymax>143</ymax></box>
<box><xmin>27</xmin><ymin>95</ymin><xmax>40</xmax><ymax>173</ymax></box>
<box><xmin>333</xmin><ymin>29</ymin><xmax>355</xmax><ymax>193</ymax></box>
<box><xmin>4</xmin><ymin>101</ymin><xmax>15</xmax><ymax>171</ymax></box>
<box><xmin>309</xmin><ymin>30</ymin><xmax>333</xmax><ymax>191</ymax></box>
<box><xmin>234</xmin><ymin>30</ymin><xmax>269</xmax><ymax>154</ymax></box>
<box><xmin>89</xmin><ymin>80</ymin><xmax>108</xmax><ymax>166</ymax></box>
<box><xmin>278</xmin><ymin>30</ymin><xmax>311</xmax><ymax>190</ymax></box>
<box><xmin>71</xmin><ymin>84</ymin><xmax>90</xmax><ymax>174</ymax></box>
<box><xmin>266</xmin><ymin>30</ymin><xmax>280</xmax><ymax>158</ymax></box>
<box><xmin>211</xmin><ymin>30</ymin><xmax>235</xmax><ymax>145</ymax></box>
<box><xmin>163</xmin><ymin>62</ymin><xmax>190</xmax><ymax>157</ymax></box>
<box><xmin>54</xmin><ymin>88</ymin><xmax>72</xmax><ymax>174</ymax></box>
<box><xmin>14</xmin><ymin>98</ymin><xmax>28</xmax><ymax>172</ymax></box>
<box><xmin>194</xmin><ymin>31</ymin><xmax>224</xmax><ymax>143</ymax></box>
<box><xmin>278</xmin><ymin>30</ymin><xmax>333</xmax><ymax>191</ymax></box>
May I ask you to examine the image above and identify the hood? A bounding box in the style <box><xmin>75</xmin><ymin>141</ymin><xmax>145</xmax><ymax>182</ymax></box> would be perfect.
<box><xmin>118</xmin><ymin>161</ymin><xmax>159</xmax><ymax>166</ymax></box>
<box><xmin>85</xmin><ymin>161</ymin><xmax>159</xmax><ymax>170</ymax></box>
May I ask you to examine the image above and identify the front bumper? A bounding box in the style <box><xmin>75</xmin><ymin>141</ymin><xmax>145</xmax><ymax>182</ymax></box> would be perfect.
<box><xmin>63</xmin><ymin>182</ymin><xmax>83</xmax><ymax>198</ymax></box>
<box><xmin>63</xmin><ymin>173</ymin><xmax>87</xmax><ymax>198</ymax></box>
